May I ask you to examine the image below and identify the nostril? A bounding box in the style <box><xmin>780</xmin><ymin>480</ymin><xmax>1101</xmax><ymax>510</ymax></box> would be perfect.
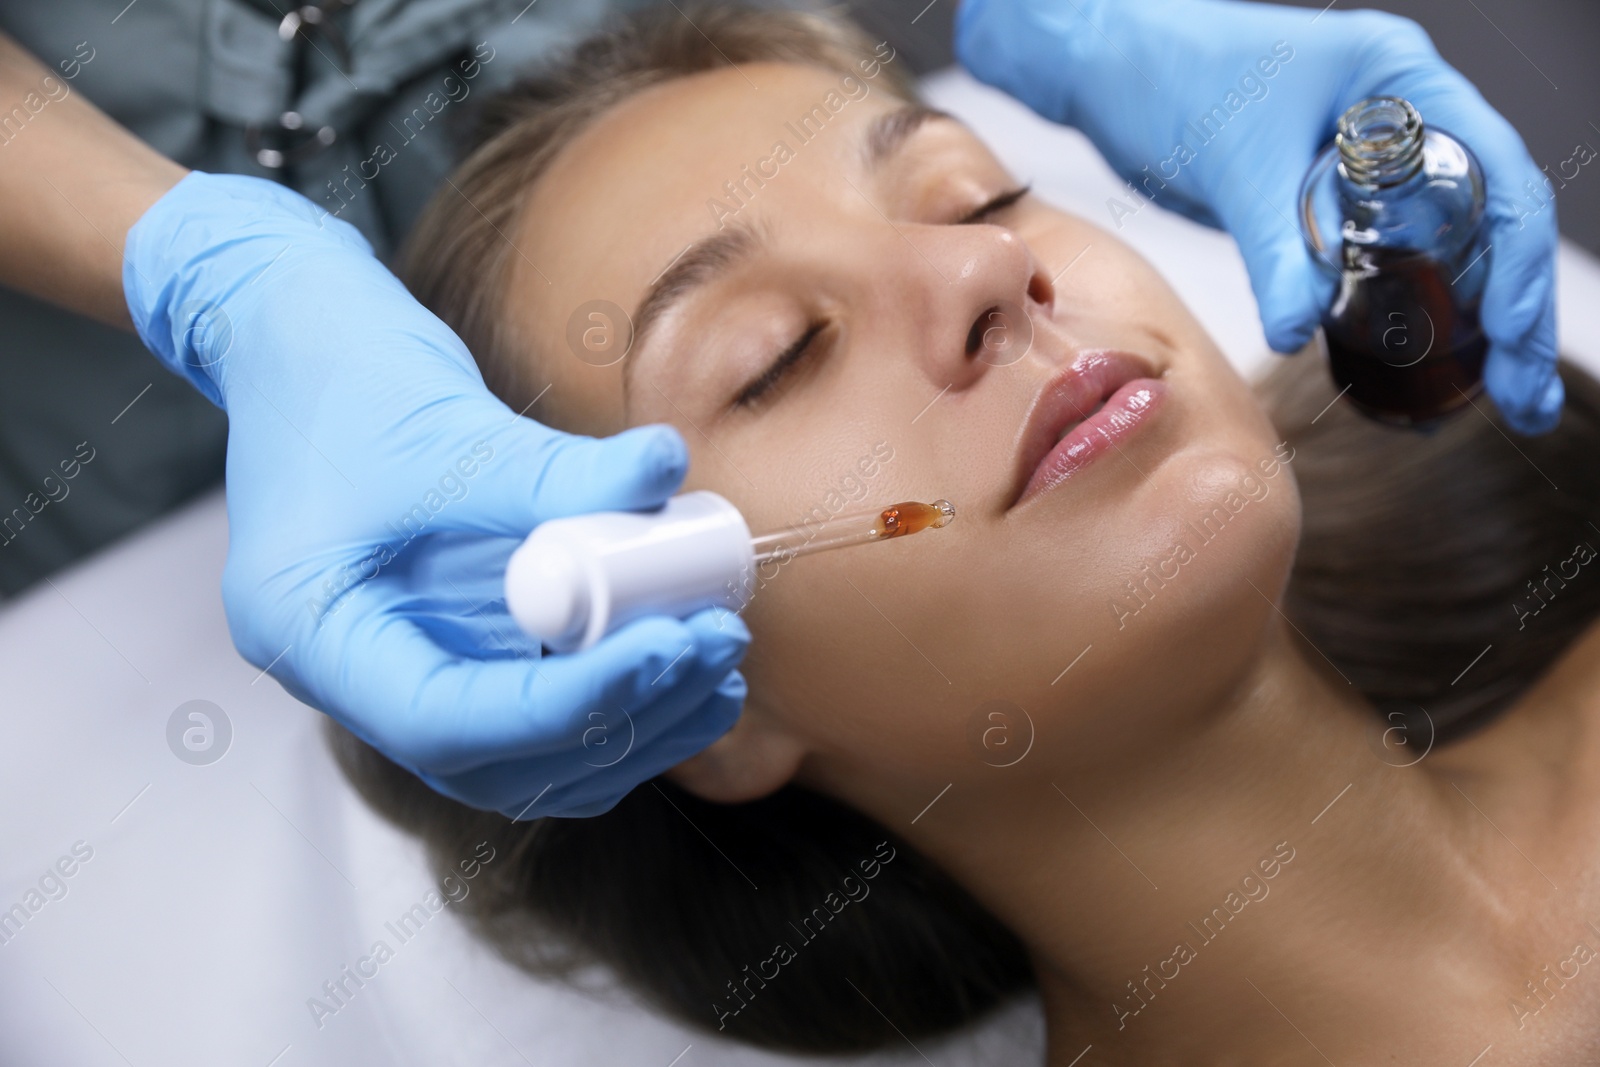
<box><xmin>1027</xmin><ymin>269</ymin><xmax>1054</xmax><ymax>310</ymax></box>
<box><xmin>967</xmin><ymin>306</ymin><xmax>1001</xmax><ymax>358</ymax></box>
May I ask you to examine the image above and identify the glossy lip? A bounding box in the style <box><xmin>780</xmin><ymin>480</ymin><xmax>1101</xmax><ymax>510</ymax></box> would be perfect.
<box><xmin>1007</xmin><ymin>350</ymin><xmax>1167</xmax><ymax>510</ymax></box>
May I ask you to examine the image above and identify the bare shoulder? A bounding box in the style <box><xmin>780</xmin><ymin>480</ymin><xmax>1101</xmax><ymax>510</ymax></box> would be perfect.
<box><xmin>1432</xmin><ymin>619</ymin><xmax>1600</xmax><ymax>796</ymax></box>
<box><xmin>1523</xmin><ymin>618</ymin><xmax>1600</xmax><ymax>728</ymax></box>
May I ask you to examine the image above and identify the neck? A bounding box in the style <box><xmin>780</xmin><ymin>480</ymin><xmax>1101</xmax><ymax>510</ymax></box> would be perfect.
<box><xmin>889</xmin><ymin>619</ymin><xmax>1553</xmax><ymax>1064</ymax></box>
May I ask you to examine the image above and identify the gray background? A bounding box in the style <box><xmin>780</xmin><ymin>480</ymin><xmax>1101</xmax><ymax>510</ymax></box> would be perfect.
<box><xmin>850</xmin><ymin>0</ymin><xmax>1600</xmax><ymax>256</ymax></box>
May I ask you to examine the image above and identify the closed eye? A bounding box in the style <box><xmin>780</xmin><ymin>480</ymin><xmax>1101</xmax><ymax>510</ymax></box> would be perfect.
<box><xmin>734</xmin><ymin>321</ymin><xmax>826</xmax><ymax>409</ymax></box>
<box><xmin>957</xmin><ymin>183</ymin><xmax>1031</xmax><ymax>224</ymax></box>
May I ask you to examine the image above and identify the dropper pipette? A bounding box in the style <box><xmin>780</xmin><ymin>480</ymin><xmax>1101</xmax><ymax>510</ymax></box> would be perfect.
<box><xmin>504</xmin><ymin>492</ymin><xmax>955</xmax><ymax>653</ymax></box>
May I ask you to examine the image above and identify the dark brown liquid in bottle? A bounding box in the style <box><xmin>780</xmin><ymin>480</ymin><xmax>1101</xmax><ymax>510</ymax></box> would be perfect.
<box><xmin>1323</xmin><ymin>246</ymin><xmax>1487</xmax><ymax>427</ymax></box>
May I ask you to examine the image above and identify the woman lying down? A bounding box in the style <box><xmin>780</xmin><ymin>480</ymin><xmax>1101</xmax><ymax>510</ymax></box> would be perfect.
<box><xmin>329</xmin><ymin>5</ymin><xmax>1600</xmax><ymax>1063</ymax></box>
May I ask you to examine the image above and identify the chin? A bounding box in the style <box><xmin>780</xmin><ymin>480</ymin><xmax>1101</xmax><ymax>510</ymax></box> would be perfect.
<box><xmin>1098</xmin><ymin>442</ymin><xmax>1301</xmax><ymax>666</ymax></box>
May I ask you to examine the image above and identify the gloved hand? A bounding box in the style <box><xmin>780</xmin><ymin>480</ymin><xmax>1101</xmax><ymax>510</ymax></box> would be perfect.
<box><xmin>955</xmin><ymin>0</ymin><xmax>1562</xmax><ymax>434</ymax></box>
<box><xmin>124</xmin><ymin>171</ymin><xmax>749</xmax><ymax>818</ymax></box>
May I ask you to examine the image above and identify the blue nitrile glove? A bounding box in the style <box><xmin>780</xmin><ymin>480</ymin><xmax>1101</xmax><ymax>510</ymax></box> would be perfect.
<box><xmin>955</xmin><ymin>0</ymin><xmax>1562</xmax><ymax>434</ymax></box>
<box><xmin>124</xmin><ymin>171</ymin><xmax>749</xmax><ymax>818</ymax></box>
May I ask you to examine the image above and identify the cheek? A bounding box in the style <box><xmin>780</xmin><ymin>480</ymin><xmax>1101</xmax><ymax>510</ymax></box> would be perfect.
<box><xmin>744</xmin><ymin>549</ymin><xmax>967</xmax><ymax>774</ymax></box>
<box><xmin>1024</xmin><ymin>230</ymin><xmax>1202</xmax><ymax>373</ymax></box>
<box><xmin>735</xmin><ymin>452</ymin><xmax>975</xmax><ymax>772</ymax></box>
<box><xmin>1055</xmin><ymin>246</ymin><xmax>1192</xmax><ymax>341</ymax></box>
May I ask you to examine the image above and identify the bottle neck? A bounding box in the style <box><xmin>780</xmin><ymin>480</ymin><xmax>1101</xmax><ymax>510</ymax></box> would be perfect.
<box><xmin>1336</xmin><ymin>97</ymin><xmax>1425</xmax><ymax>189</ymax></box>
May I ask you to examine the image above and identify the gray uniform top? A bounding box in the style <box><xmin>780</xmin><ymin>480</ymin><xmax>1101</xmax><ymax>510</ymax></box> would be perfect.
<box><xmin>0</xmin><ymin>0</ymin><xmax>624</xmax><ymax>598</ymax></box>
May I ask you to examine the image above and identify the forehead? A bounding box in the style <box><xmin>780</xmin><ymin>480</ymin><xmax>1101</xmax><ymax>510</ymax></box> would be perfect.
<box><xmin>508</xmin><ymin>61</ymin><xmax>907</xmax><ymax>428</ymax></box>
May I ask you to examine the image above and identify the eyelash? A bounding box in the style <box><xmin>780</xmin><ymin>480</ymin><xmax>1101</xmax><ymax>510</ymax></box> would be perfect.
<box><xmin>734</xmin><ymin>321</ymin><xmax>826</xmax><ymax>409</ymax></box>
<box><xmin>958</xmin><ymin>182</ymin><xmax>1032</xmax><ymax>224</ymax></box>
<box><xmin>732</xmin><ymin>183</ymin><xmax>1031</xmax><ymax>409</ymax></box>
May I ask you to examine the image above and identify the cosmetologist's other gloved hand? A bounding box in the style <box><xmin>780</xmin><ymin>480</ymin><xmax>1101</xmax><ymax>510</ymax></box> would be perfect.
<box><xmin>955</xmin><ymin>0</ymin><xmax>1562</xmax><ymax>434</ymax></box>
<box><xmin>125</xmin><ymin>171</ymin><xmax>749</xmax><ymax>818</ymax></box>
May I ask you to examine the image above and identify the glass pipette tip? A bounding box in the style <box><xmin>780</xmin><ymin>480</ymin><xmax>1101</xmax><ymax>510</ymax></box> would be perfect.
<box><xmin>750</xmin><ymin>499</ymin><xmax>954</xmax><ymax>566</ymax></box>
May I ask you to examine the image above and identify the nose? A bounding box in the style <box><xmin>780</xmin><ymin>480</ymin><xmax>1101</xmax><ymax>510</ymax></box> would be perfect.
<box><xmin>909</xmin><ymin>225</ymin><xmax>1055</xmax><ymax>391</ymax></box>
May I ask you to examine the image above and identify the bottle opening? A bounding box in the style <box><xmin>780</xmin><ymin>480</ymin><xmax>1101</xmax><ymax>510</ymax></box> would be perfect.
<box><xmin>1336</xmin><ymin>96</ymin><xmax>1424</xmax><ymax>187</ymax></box>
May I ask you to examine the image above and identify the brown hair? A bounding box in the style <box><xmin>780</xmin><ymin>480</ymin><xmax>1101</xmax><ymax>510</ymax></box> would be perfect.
<box><xmin>1260</xmin><ymin>356</ymin><xmax>1600</xmax><ymax>748</ymax></box>
<box><xmin>333</xmin><ymin>2</ymin><xmax>1600</xmax><ymax>1056</ymax></box>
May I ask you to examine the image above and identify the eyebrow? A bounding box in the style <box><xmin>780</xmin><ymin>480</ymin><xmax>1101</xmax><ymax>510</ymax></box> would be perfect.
<box><xmin>623</xmin><ymin>103</ymin><xmax>958</xmax><ymax>392</ymax></box>
<box><xmin>864</xmin><ymin>103</ymin><xmax>956</xmax><ymax>169</ymax></box>
<box><xmin>628</xmin><ymin>222</ymin><xmax>762</xmax><ymax>393</ymax></box>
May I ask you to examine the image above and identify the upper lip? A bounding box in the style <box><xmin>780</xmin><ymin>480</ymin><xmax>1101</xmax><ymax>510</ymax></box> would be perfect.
<box><xmin>1007</xmin><ymin>350</ymin><xmax>1161</xmax><ymax>509</ymax></box>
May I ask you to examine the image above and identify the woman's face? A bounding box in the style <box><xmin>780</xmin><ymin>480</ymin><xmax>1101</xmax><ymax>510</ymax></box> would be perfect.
<box><xmin>506</xmin><ymin>60</ymin><xmax>1301</xmax><ymax>807</ymax></box>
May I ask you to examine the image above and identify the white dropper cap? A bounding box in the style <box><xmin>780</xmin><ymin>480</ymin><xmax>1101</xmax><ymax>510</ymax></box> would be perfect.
<box><xmin>504</xmin><ymin>491</ymin><xmax>754</xmax><ymax>653</ymax></box>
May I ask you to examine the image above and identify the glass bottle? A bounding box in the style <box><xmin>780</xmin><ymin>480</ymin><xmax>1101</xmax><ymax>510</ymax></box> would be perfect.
<box><xmin>1298</xmin><ymin>96</ymin><xmax>1490</xmax><ymax>428</ymax></box>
